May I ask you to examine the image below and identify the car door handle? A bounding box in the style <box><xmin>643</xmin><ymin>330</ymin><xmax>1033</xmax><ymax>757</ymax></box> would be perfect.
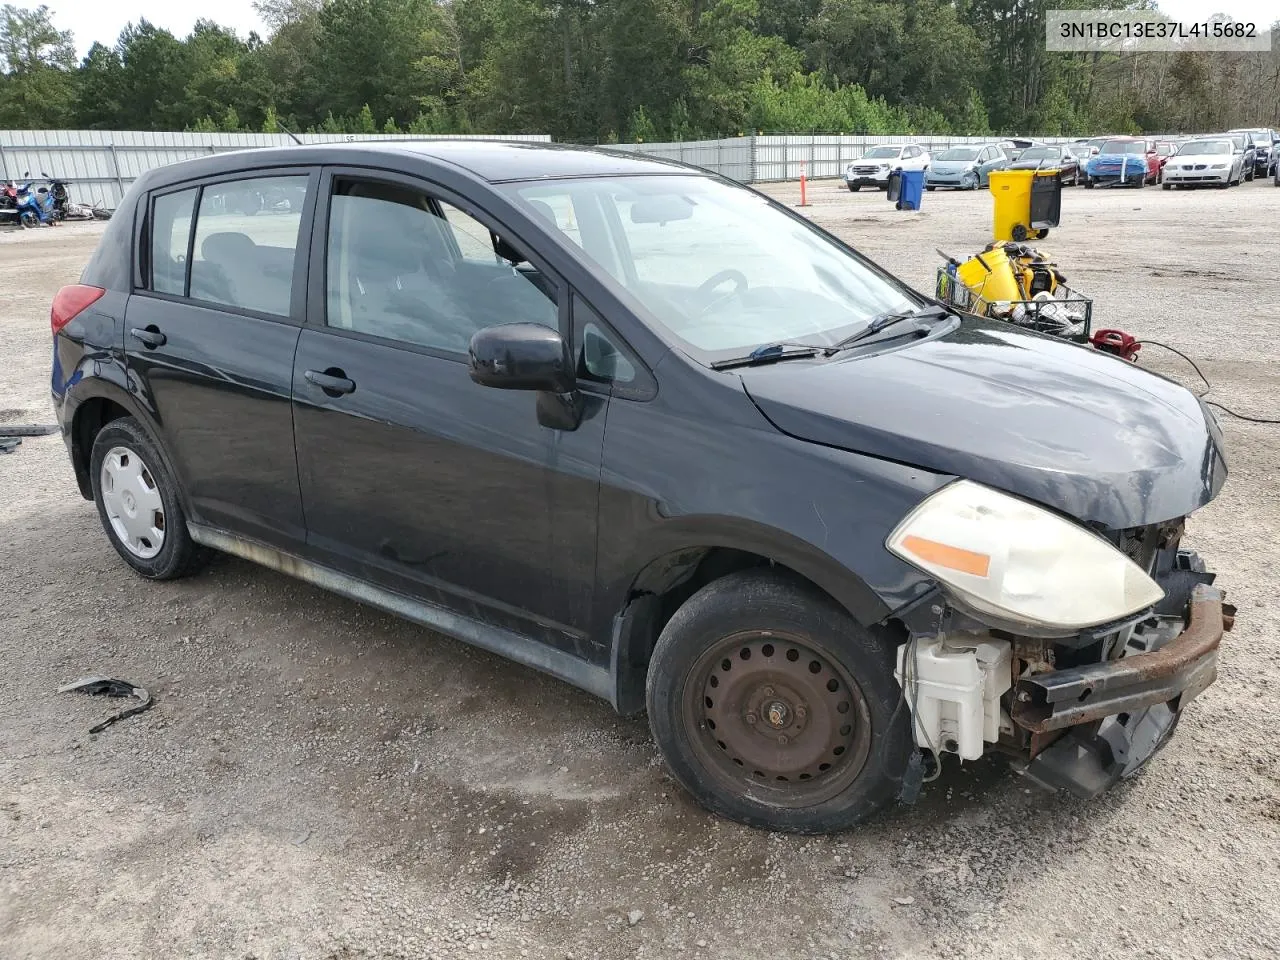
<box><xmin>130</xmin><ymin>326</ymin><xmax>166</xmax><ymax>348</ymax></box>
<box><xmin>304</xmin><ymin>368</ymin><xmax>356</xmax><ymax>396</ymax></box>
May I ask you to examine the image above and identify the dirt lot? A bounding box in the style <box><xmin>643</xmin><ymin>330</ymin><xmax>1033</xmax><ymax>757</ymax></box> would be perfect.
<box><xmin>3</xmin><ymin>179</ymin><xmax>1279</xmax><ymax>960</ymax></box>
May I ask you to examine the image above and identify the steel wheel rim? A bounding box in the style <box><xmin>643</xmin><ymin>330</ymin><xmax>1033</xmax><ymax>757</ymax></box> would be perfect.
<box><xmin>682</xmin><ymin>630</ymin><xmax>873</xmax><ymax>808</ymax></box>
<box><xmin>100</xmin><ymin>445</ymin><xmax>166</xmax><ymax>559</ymax></box>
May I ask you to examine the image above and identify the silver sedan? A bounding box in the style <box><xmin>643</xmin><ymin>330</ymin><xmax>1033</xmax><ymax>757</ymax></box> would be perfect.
<box><xmin>1162</xmin><ymin>139</ymin><xmax>1242</xmax><ymax>189</ymax></box>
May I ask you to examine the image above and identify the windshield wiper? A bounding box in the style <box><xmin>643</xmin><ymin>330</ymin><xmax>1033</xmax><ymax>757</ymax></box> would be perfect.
<box><xmin>710</xmin><ymin>341</ymin><xmax>822</xmax><ymax>370</ymax></box>
<box><xmin>824</xmin><ymin>303</ymin><xmax>951</xmax><ymax>354</ymax></box>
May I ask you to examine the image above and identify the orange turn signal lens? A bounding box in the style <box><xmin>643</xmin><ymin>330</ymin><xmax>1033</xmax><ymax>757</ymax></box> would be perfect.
<box><xmin>900</xmin><ymin>535</ymin><xmax>991</xmax><ymax>578</ymax></box>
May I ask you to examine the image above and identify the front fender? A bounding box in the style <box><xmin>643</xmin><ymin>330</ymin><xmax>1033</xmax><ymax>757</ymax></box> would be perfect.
<box><xmin>593</xmin><ymin>392</ymin><xmax>951</xmax><ymax>639</ymax></box>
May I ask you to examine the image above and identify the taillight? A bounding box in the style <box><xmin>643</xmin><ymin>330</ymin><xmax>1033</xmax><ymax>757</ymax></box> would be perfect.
<box><xmin>51</xmin><ymin>284</ymin><xmax>105</xmax><ymax>335</ymax></box>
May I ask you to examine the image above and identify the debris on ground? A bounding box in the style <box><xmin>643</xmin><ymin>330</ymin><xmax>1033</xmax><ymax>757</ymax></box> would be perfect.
<box><xmin>58</xmin><ymin>676</ymin><xmax>154</xmax><ymax>733</ymax></box>
<box><xmin>0</xmin><ymin>423</ymin><xmax>58</xmax><ymax>454</ymax></box>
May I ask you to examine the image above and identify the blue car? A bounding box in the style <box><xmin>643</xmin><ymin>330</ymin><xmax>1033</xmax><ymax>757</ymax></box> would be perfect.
<box><xmin>1084</xmin><ymin>138</ymin><xmax>1160</xmax><ymax>188</ymax></box>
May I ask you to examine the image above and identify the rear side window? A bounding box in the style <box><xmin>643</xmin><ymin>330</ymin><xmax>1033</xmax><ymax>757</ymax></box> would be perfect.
<box><xmin>187</xmin><ymin>176</ymin><xmax>309</xmax><ymax>316</ymax></box>
<box><xmin>151</xmin><ymin>189</ymin><xmax>196</xmax><ymax>295</ymax></box>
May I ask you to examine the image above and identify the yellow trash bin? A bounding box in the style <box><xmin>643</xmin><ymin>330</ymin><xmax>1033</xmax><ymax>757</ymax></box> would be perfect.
<box><xmin>989</xmin><ymin>169</ymin><xmax>1061</xmax><ymax>242</ymax></box>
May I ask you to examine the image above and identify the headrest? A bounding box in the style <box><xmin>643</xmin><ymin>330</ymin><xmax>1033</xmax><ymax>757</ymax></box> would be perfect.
<box><xmin>201</xmin><ymin>232</ymin><xmax>256</xmax><ymax>261</ymax></box>
<box><xmin>527</xmin><ymin>199</ymin><xmax>558</xmax><ymax>227</ymax></box>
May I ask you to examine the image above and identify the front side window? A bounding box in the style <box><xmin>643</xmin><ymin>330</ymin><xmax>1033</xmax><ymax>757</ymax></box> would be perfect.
<box><xmin>150</xmin><ymin>188</ymin><xmax>196</xmax><ymax>295</ymax></box>
<box><xmin>188</xmin><ymin>175</ymin><xmax>308</xmax><ymax>315</ymax></box>
<box><xmin>325</xmin><ymin>179</ymin><xmax>556</xmax><ymax>355</ymax></box>
<box><xmin>508</xmin><ymin>175</ymin><xmax>916</xmax><ymax>363</ymax></box>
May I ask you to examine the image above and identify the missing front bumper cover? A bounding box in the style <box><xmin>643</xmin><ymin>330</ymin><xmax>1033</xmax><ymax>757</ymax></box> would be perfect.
<box><xmin>1011</xmin><ymin>582</ymin><xmax>1230</xmax><ymax>799</ymax></box>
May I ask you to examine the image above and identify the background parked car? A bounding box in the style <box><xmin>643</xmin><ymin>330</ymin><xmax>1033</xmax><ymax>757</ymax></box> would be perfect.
<box><xmin>1067</xmin><ymin>142</ymin><xmax>1099</xmax><ymax>161</ymax></box>
<box><xmin>843</xmin><ymin>144</ymin><xmax>930</xmax><ymax>192</ymax></box>
<box><xmin>1085</xmin><ymin>137</ymin><xmax>1161</xmax><ymax>187</ymax></box>
<box><xmin>1223</xmin><ymin>132</ymin><xmax>1257</xmax><ymax>180</ymax></box>
<box><xmin>1154</xmin><ymin>140</ymin><xmax>1179</xmax><ymax>169</ymax></box>
<box><xmin>924</xmin><ymin>143</ymin><xmax>1008</xmax><ymax>190</ymax></box>
<box><xmin>996</xmin><ymin>138</ymin><xmax>1038</xmax><ymax>161</ymax></box>
<box><xmin>1008</xmin><ymin>144</ymin><xmax>1080</xmax><ymax>185</ymax></box>
<box><xmin>1162</xmin><ymin>138</ymin><xmax>1242</xmax><ymax>189</ymax></box>
<box><xmin>1228</xmin><ymin>128</ymin><xmax>1275</xmax><ymax>178</ymax></box>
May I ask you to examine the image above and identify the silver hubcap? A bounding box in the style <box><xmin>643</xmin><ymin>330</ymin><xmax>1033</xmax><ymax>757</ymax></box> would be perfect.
<box><xmin>100</xmin><ymin>446</ymin><xmax>166</xmax><ymax>559</ymax></box>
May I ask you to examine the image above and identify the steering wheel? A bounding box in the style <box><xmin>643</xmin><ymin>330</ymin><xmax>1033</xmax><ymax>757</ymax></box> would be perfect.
<box><xmin>693</xmin><ymin>268</ymin><xmax>749</xmax><ymax>317</ymax></box>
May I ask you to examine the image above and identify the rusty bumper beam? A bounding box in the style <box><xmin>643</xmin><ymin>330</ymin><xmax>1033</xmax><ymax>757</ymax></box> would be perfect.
<box><xmin>1012</xmin><ymin>583</ymin><xmax>1230</xmax><ymax>734</ymax></box>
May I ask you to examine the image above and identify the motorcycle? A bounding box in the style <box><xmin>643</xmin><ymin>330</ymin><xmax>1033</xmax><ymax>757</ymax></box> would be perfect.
<box><xmin>14</xmin><ymin>173</ymin><xmax>58</xmax><ymax>228</ymax></box>
<box><xmin>0</xmin><ymin>180</ymin><xmax>18</xmax><ymax>225</ymax></box>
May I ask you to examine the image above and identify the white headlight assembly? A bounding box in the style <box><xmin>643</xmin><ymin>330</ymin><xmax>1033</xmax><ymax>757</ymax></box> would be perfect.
<box><xmin>887</xmin><ymin>481</ymin><xmax>1164</xmax><ymax>632</ymax></box>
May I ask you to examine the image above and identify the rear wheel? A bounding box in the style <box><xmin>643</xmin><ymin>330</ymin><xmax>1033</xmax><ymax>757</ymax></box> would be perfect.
<box><xmin>646</xmin><ymin>570</ymin><xmax>912</xmax><ymax>833</ymax></box>
<box><xmin>90</xmin><ymin>417</ymin><xmax>207</xmax><ymax>580</ymax></box>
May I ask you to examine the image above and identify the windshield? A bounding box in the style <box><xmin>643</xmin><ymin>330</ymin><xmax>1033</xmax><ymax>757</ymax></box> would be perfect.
<box><xmin>506</xmin><ymin>175</ymin><xmax>917</xmax><ymax>361</ymax></box>
<box><xmin>1017</xmin><ymin>147</ymin><xmax>1061</xmax><ymax>161</ymax></box>
<box><xmin>936</xmin><ymin>148</ymin><xmax>979</xmax><ymax>161</ymax></box>
<box><xmin>1101</xmin><ymin>139</ymin><xmax>1146</xmax><ymax>156</ymax></box>
<box><xmin>1178</xmin><ymin>140</ymin><xmax>1230</xmax><ymax>156</ymax></box>
<box><xmin>862</xmin><ymin>146</ymin><xmax>901</xmax><ymax>159</ymax></box>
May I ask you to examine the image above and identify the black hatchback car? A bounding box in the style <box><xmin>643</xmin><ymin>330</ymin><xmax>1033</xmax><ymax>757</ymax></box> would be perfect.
<box><xmin>52</xmin><ymin>141</ymin><xmax>1231</xmax><ymax>833</ymax></box>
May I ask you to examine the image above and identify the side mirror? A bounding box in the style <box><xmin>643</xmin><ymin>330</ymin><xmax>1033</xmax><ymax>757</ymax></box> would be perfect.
<box><xmin>468</xmin><ymin>322</ymin><xmax>573</xmax><ymax>393</ymax></box>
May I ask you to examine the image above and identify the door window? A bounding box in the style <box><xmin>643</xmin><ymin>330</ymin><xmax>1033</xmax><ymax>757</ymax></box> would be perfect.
<box><xmin>573</xmin><ymin>296</ymin><xmax>636</xmax><ymax>385</ymax></box>
<box><xmin>188</xmin><ymin>175</ymin><xmax>309</xmax><ymax>316</ymax></box>
<box><xmin>324</xmin><ymin>179</ymin><xmax>558</xmax><ymax>355</ymax></box>
<box><xmin>151</xmin><ymin>188</ymin><xmax>196</xmax><ymax>295</ymax></box>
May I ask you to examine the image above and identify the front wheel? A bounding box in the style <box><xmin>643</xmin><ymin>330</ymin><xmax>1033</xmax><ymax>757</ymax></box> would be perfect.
<box><xmin>646</xmin><ymin>570</ymin><xmax>912</xmax><ymax>834</ymax></box>
<box><xmin>1162</xmin><ymin>182</ymin><xmax>1172</xmax><ymax>190</ymax></box>
<box><xmin>926</xmin><ymin>185</ymin><xmax>936</xmax><ymax>192</ymax></box>
<box><xmin>848</xmin><ymin>184</ymin><xmax>860</xmax><ymax>193</ymax></box>
<box><xmin>1084</xmin><ymin>178</ymin><xmax>1095</xmax><ymax>189</ymax></box>
<box><xmin>90</xmin><ymin>417</ymin><xmax>208</xmax><ymax>580</ymax></box>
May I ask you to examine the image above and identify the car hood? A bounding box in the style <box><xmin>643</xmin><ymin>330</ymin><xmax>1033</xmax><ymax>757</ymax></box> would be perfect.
<box><xmin>1010</xmin><ymin>159</ymin><xmax>1066</xmax><ymax>169</ymax></box>
<box><xmin>739</xmin><ymin>319</ymin><xmax>1227</xmax><ymax>529</ymax></box>
<box><xmin>930</xmin><ymin>160</ymin><xmax>978</xmax><ymax>173</ymax></box>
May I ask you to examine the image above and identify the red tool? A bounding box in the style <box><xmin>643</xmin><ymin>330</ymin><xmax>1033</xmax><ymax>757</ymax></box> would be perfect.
<box><xmin>1091</xmin><ymin>328</ymin><xmax>1141</xmax><ymax>362</ymax></box>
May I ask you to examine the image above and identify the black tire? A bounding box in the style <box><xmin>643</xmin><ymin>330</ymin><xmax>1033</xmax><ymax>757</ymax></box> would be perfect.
<box><xmin>848</xmin><ymin>184</ymin><xmax>860</xmax><ymax>193</ymax></box>
<box><xmin>1084</xmin><ymin>178</ymin><xmax>1094</xmax><ymax>189</ymax></box>
<box><xmin>1162</xmin><ymin>182</ymin><xmax>1171</xmax><ymax>190</ymax></box>
<box><xmin>89</xmin><ymin>416</ymin><xmax>207</xmax><ymax>580</ymax></box>
<box><xmin>646</xmin><ymin>569</ymin><xmax>912</xmax><ymax>834</ymax></box>
<box><xmin>926</xmin><ymin>185</ymin><xmax>936</xmax><ymax>192</ymax></box>
<box><xmin>1246</xmin><ymin>167</ymin><xmax>1254</xmax><ymax>182</ymax></box>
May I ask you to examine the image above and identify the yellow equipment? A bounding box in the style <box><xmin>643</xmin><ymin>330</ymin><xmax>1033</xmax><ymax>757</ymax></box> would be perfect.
<box><xmin>989</xmin><ymin>169</ymin><xmax>1062</xmax><ymax>242</ymax></box>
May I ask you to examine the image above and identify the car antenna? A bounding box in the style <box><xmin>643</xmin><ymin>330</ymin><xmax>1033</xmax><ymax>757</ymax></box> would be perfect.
<box><xmin>279</xmin><ymin>122</ymin><xmax>304</xmax><ymax>146</ymax></box>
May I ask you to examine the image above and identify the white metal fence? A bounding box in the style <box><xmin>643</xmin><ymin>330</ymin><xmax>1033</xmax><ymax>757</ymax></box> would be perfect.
<box><xmin>0</xmin><ymin>130</ymin><xmax>552</xmax><ymax>209</ymax></box>
<box><xmin>610</xmin><ymin>134</ymin><xmax>1085</xmax><ymax>182</ymax></box>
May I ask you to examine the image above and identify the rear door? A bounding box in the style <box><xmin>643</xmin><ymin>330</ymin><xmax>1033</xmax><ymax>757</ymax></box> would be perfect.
<box><xmin>290</xmin><ymin>168</ymin><xmax>607</xmax><ymax>659</ymax></box>
<box><xmin>124</xmin><ymin>168</ymin><xmax>317</xmax><ymax>548</ymax></box>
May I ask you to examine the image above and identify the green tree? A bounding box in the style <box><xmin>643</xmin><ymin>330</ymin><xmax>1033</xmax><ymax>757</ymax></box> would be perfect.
<box><xmin>262</xmin><ymin>103</ymin><xmax>281</xmax><ymax>132</ymax></box>
<box><xmin>0</xmin><ymin>3</ymin><xmax>77</xmax><ymax>126</ymax></box>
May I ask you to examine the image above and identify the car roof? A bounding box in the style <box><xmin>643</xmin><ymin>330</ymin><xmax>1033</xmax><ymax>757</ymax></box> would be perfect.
<box><xmin>144</xmin><ymin>139</ymin><xmax>696</xmax><ymax>188</ymax></box>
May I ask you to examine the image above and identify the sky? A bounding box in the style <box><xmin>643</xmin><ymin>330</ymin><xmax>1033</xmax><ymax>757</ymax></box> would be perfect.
<box><xmin>42</xmin><ymin>0</ymin><xmax>1280</xmax><ymax>60</ymax></box>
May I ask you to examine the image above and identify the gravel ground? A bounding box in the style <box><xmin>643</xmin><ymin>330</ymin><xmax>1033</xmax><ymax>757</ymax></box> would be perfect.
<box><xmin>3</xmin><ymin>179</ymin><xmax>1279</xmax><ymax>960</ymax></box>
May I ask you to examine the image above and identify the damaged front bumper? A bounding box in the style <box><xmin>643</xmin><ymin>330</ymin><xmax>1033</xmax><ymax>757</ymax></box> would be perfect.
<box><xmin>1015</xmin><ymin>581</ymin><xmax>1231</xmax><ymax>798</ymax></box>
<box><xmin>896</xmin><ymin>549</ymin><xmax>1234</xmax><ymax>801</ymax></box>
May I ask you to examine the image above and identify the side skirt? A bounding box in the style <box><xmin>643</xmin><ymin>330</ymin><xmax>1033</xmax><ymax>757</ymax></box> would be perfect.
<box><xmin>188</xmin><ymin>522</ymin><xmax>614</xmax><ymax>703</ymax></box>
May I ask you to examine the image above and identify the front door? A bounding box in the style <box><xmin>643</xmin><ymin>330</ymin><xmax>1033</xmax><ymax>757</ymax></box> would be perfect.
<box><xmin>290</xmin><ymin>171</ymin><xmax>605</xmax><ymax>659</ymax></box>
<box><xmin>124</xmin><ymin>171</ymin><xmax>316</xmax><ymax>548</ymax></box>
